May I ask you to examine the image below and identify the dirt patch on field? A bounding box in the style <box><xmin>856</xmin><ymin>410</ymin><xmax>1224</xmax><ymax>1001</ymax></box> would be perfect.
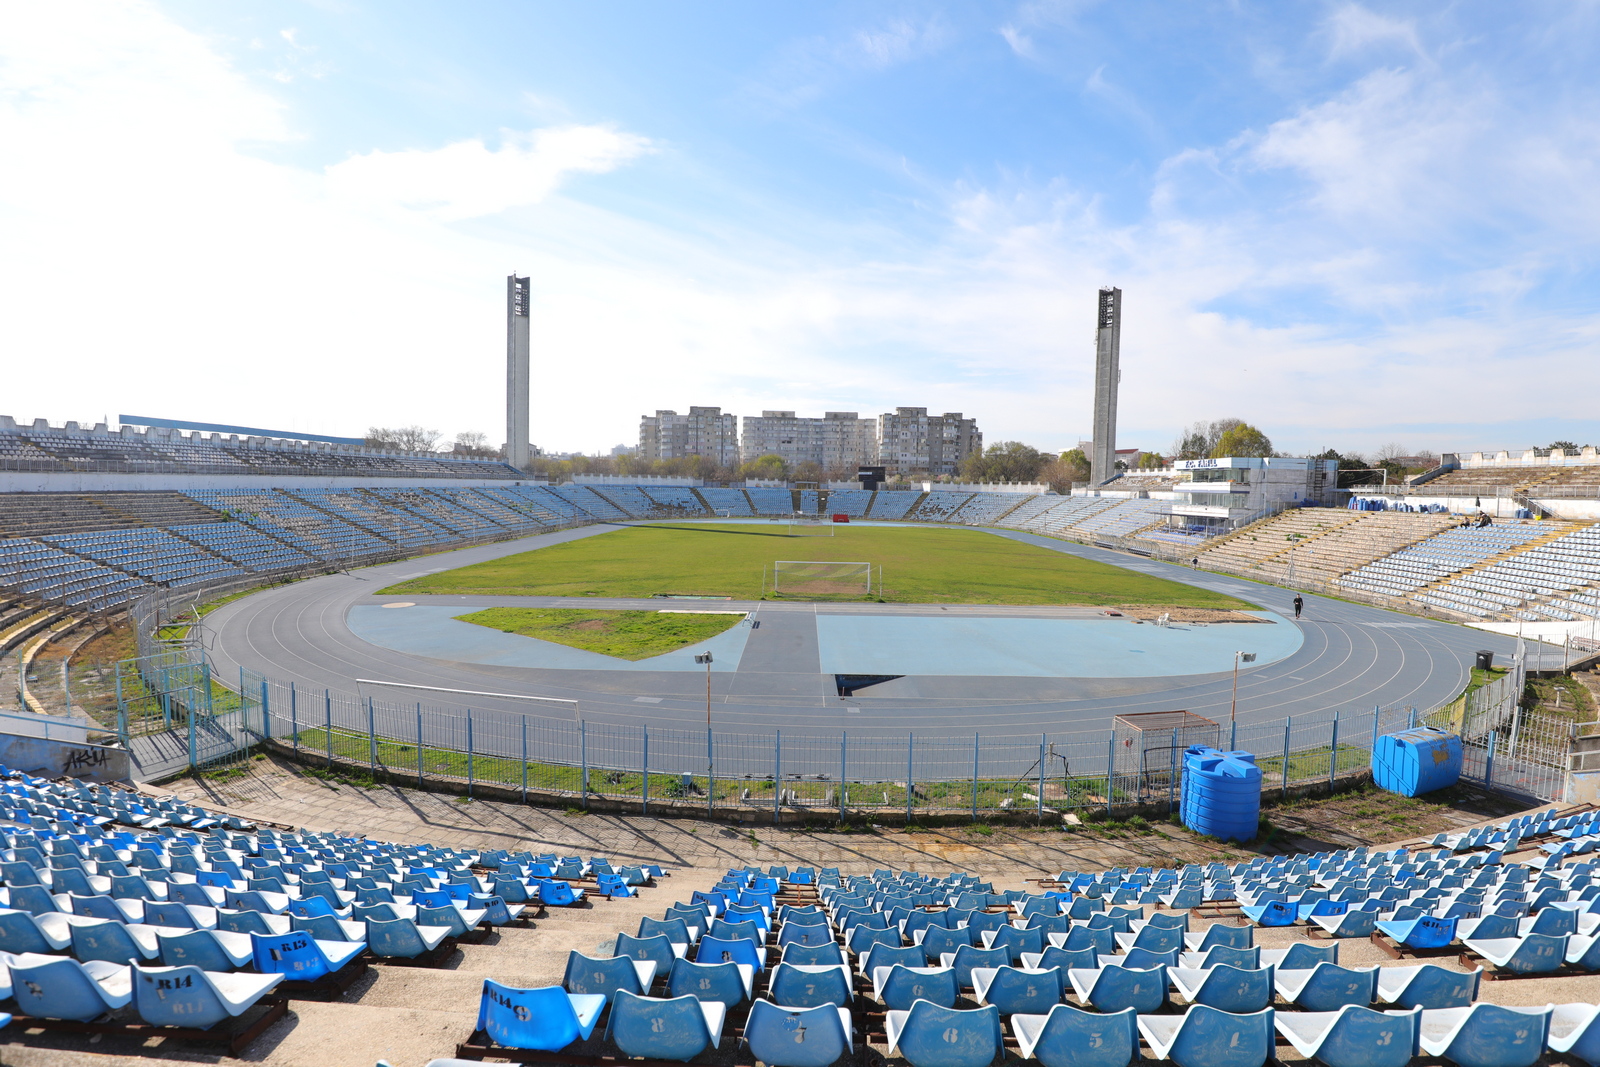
<box><xmin>1113</xmin><ymin>606</ymin><xmax>1270</xmax><ymax>623</ymax></box>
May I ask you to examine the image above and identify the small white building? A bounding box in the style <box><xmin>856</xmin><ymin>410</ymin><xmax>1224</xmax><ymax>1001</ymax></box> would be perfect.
<box><xmin>1166</xmin><ymin>457</ymin><xmax>1338</xmax><ymax>534</ymax></box>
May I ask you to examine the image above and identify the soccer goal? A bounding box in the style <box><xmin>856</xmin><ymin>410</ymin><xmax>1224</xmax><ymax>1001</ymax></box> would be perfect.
<box><xmin>769</xmin><ymin>560</ymin><xmax>875</xmax><ymax>598</ymax></box>
<box><xmin>786</xmin><ymin>517</ymin><xmax>834</xmax><ymax>536</ymax></box>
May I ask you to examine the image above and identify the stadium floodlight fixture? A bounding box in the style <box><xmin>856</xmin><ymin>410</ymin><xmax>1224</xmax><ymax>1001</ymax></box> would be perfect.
<box><xmin>1229</xmin><ymin>651</ymin><xmax>1257</xmax><ymax>727</ymax></box>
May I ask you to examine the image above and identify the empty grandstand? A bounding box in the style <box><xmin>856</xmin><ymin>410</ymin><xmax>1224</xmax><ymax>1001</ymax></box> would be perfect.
<box><xmin>0</xmin><ymin>416</ymin><xmax>522</xmax><ymax>480</ymax></box>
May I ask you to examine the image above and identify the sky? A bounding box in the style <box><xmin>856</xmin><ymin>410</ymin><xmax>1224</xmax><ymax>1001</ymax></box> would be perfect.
<box><xmin>2</xmin><ymin>2</ymin><xmax>1598</xmax><ymax>459</ymax></box>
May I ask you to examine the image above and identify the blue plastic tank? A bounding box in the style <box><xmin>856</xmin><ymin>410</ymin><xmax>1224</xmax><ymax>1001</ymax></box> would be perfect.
<box><xmin>1371</xmin><ymin>726</ymin><xmax>1462</xmax><ymax>797</ymax></box>
<box><xmin>1180</xmin><ymin>745</ymin><xmax>1261</xmax><ymax>843</ymax></box>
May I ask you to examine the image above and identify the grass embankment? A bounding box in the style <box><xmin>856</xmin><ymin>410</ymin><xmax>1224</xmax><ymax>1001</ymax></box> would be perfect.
<box><xmin>455</xmin><ymin>607</ymin><xmax>742</xmax><ymax>660</ymax></box>
<box><xmin>382</xmin><ymin>523</ymin><xmax>1255</xmax><ymax>609</ymax></box>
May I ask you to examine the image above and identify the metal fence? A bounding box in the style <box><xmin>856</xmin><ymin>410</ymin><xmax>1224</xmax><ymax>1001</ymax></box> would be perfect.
<box><xmin>109</xmin><ymin>650</ymin><xmax>1572</xmax><ymax>809</ymax></box>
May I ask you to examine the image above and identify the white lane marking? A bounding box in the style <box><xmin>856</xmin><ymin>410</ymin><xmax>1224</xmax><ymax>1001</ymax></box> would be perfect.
<box><xmin>382</xmin><ymin>602</ymin><xmax>415</xmax><ymax>609</ymax></box>
<box><xmin>634</xmin><ymin>696</ymin><xmax>663</xmax><ymax>704</ymax></box>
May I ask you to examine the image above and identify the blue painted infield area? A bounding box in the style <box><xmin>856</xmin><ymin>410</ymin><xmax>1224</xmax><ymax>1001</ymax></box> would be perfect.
<box><xmin>347</xmin><ymin>605</ymin><xmax>754</xmax><ymax>671</ymax></box>
<box><xmin>815</xmin><ymin>613</ymin><xmax>1302</xmax><ymax>678</ymax></box>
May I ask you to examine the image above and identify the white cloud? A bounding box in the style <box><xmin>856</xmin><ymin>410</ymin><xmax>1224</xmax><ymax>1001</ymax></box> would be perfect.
<box><xmin>1</xmin><ymin>0</ymin><xmax>1597</xmax><ymax>461</ymax></box>
<box><xmin>326</xmin><ymin>126</ymin><xmax>654</xmax><ymax>221</ymax></box>
<box><xmin>997</xmin><ymin>24</ymin><xmax>1035</xmax><ymax>59</ymax></box>
<box><xmin>1322</xmin><ymin>4</ymin><xmax>1429</xmax><ymax>64</ymax></box>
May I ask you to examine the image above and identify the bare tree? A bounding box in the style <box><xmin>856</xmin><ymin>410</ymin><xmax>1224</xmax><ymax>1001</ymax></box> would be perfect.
<box><xmin>451</xmin><ymin>431</ymin><xmax>500</xmax><ymax>458</ymax></box>
<box><xmin>366</xmin><ymin>425</ymin><xmax>442</xmax><ymax>453</ymax></box>
<box><xmin>1171</xmin><ymin>418</ymin><xmax>1244</xmax><ymax>460</ymax></box>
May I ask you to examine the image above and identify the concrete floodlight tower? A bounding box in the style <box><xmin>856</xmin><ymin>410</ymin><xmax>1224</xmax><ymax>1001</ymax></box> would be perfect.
<box><xmin>505</xmin><ymin>274</ymin><xmax>531</xmax><ymax>470</ymax></box>
<box><xmin>1090</xmin><ymin>286</ymin><xmax>1122</xmax><ymax>486</ymax></box>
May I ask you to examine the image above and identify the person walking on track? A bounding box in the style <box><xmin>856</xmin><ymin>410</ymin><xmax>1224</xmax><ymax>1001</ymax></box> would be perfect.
<box><xmin>1293</xmin><ymin>594</ymin><xmax>1304</xmax><ymax>620</ymax></box>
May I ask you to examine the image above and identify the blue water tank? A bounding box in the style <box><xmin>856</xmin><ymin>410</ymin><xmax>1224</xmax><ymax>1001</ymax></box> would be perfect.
<box><xmin>1180</xmin><ymin>745</ymin><xmax>1261</xmax><ymax>843</ymax></box>
<box><xmin>1371</xmin><ymin>727</ymin><xmax>1462</xmax><ymax>797</ymax></box>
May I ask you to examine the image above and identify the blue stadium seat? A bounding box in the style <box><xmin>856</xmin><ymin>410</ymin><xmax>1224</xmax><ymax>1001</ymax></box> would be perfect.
<box><xmin>1012</xmin><ymin>1005</ymin><xmax>1138</xmax><ymax>1067</ymax></box>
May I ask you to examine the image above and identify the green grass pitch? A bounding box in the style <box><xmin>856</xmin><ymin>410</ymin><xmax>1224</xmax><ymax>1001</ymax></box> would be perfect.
<box><xmin>454</xmin><ymin>607</ymin><xmax>742</xmax><ymax>660</ymax></box>
<box><xmin>382</xmin><ymin>523</ymin><xmax>1255</xmax><ymax>609</ymax></box>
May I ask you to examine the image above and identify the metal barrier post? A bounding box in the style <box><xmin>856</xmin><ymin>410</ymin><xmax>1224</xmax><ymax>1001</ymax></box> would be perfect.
<box><xmin>1485</xmin><ymin>730</ymin><xmax>1497</xmax><ymax>785</ymax></box>
<box><xmin>972</xmin><ymin>733</ymin><xmax>979</xmax><ymax>822</ymax></box>
<box><xmin>523</xmin><ymin>716</ymin><xmax>530</xmax><ymax>804</ymax></box>
<box><xmin>906</xmin><ymin>733</ymin><xmax>914</xmax><ymax>823</ymax></box>
<box><xmin>583</xmin><ymin>720</ymin><xmax>591</xmax><ymax>810</ymax></box>
<box><xmin>290</xmin><ymin>682</ymin><xmax>297</xmax><ymax>755</ymax></box>
<box><xmin>1371</xmin><ymin>705</ymin><xmax>1380</xmax><ymax>754</ymax></box>
<box><xmin>187</xmin><ymin>703</ymin><xmax>197</xmax><ymax>769</ymax></box>
<box><xmin>417</xmin><ymin>704</ymin><xmax>424</xmax><ymax>788</ymax></box>
<box><xmin>839</xmin><ymin>732</ymin><xmax>847</xmax><ymax>825</ymax></box>
<box><xmin>1169</xmin><ymin>739</ymin><xmax>1177</xmax><ymax>814</ymax></box>
<box><xmin>260</xmin><ymin>680</ymin><xmax>270</xmax><ymax>739</ymax></box>
<box><xmin>1230</xmin><ymin>719</ymin><xmax>1237</xmax><ymax>751</ymax></box>
<box><xmin>1282</xmin><ymin>718</ymin><xmax>1291</xmax><ymax>799</ymax></box>
<box><xmin>466</xmin><ymin>707</ymin><xmax>474</xmax><ymax>797</ymax></box>
<box><xmin>641</xmin><ymin>724</ymin><xmax>648</xmax><ymax>815</ymax></box>
<box><xmin>1409</xmin><ymin>706</ymin><xmax>1417</xmax><ymax>729</ymax></box>
<box><xmin>774</xmin><ymin>730</ymin><xmax>781</xmax><ymax>825</ymax></box>
<box><xmin>325</xmin><ymin>690</ymin><xmax>332</xmax><ymax>769</ymax></box>
<box><xmin>367</xmin><ymin>697</ymin><xmax>376</xmax><ymax>777</ymax></box>
<box><xmin>705</xmin><ymin>725</ymin><xmax>712</xmax><ymax>817</ymax></box>
<box><xmin>1329</xmin><ymin>710</ymin><xmax>1339</xmax><ymax>790</ymax></box>
<box><xmin>1037</xmin><ymin>735</ymin><xmax>1045</xmax><ymax>817</ymax></box>
<box><xmin>115</xmin><ymin>671</ymin><xmax>126</xmax><ymax>746</ymax></box>
<box><xmin>1106</xmin><ymin>736</ymin><xmax>1114</xmax><ymax>818</ymax></box>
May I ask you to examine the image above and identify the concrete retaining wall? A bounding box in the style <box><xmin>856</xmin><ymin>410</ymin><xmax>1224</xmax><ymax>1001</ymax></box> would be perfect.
<box><xmin>0</xmin><ymin>733</ymin><xmax>131</xmax><ymax>783</ymax></box>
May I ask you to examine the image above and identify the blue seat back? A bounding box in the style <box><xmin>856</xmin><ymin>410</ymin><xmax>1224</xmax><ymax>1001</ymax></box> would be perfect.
<box><xmin>1086</xmin><ymin>965</ymin><xmax>1167</xmax><ymax>1014</ymax></box>
<box><xmin>1064</xmin><ymin>926</ymin><xmax>1115</xmax><ymax>954</ymax></box>
<box><xmin>69</xmin><ymin>919</ymin><xmax>143</xmax><ymax>964</ymax></box>
<box><xmin>616</xmin><ymin>932</ymin><xmax>676</xmax><ymax>974</ymax></box>
<box><xmin>768</xmin><ymin>962</ymin><xmax>851</xmax><ymax>1008</ymax></box>
<box><xmin>291</xmin><ymin>914</ymin><xmax>352</xmax><ymax>942</ymax></box>
<box><xmin>881</xmin><ymin>964</ymin><xmax>959</xmax><ymax>1010</ymax></box>
<box><xmin>1027</xmin><ymin>1005</ymin><xmax>1138</xmax><ymax>1067</ymax></box>
<box><xmin>921</xmin><ymin>925</ymin><xmax>974</xmax><ymax>962</ymax></box>
<box><xmin>477</xmin><ymin>980</ymin><xmax>585</xmax><ymax>1051</ymax></box>
<box><xmin>1442</xmin><ymin>1004</ymin><xmax>1551</xmax><ymax>1067</ymax></box>
<box><xmin>607</xmin><ymin>990</ymin><xmax>714</xmax><ymax>1061</ymax></box>
<box><xmin>639</xmin><ymin>915</ymin><xmax>692</xmax><ymax>943</ymax></box>
<box><xmin>696</xmin><ymin>935</ymin><xmax>762</xmax><ymax>971</ymax></box>
<box><xmin>666</xmin><ymin>958</ymin><xmax>747</xmax><ymax>1006</ymax></box>
<box><xmin>1167</xmin><ymin>1005</ymin><xmax>1274</xmax><ymax>1067</ymax></box>
<box><xmin>144</xmin><ymin>901</ymin><xmax>197</xmax><ymax>930</ymax></box>
<box><xmin>366</xmin><ymin>916</ymin><xmax>430</xmax><ymax>958</ymax></box>
<box><xmin>894</xmin><ymin>1001</ymin><xmax>1002</xmax><ymax>1067</ymax></box>
<box><xmin>0</xmin><ymin>909</ymin><xmax>55</xmax><ymax>953</ymax></box>
<box><xmin>158</xmin><ymin>929</ymin><xmax>235</xmax><ymax>970</ymax></box>
<box><xmin>8</xmin><ymin>956</ymin><xmax>118</xmax><ymax>1022</ymax></box>
<box><xmin>416</xmin><ymin>904</ymin><xmax>469</xmax><ymax>938</ymax></box>
<box><xmin>133</xmin><ymin>965</ymin><xmax>230</xmax><ymax>1029</ymax></box>
<box><xmin>69</xmin><ymin>894</ymin><xmax>125</xmax><ymax>922</ymax></box>
<box><xmin>1192</xmin><ymin>964</ymin><xmax>1274</xmax><ymax>1013</ymax></box>
<box><xmin>847</xmin><ymin>925</ymin><xmax>899</xmax><ymax>955</ymax></box>
<box><xmin>984</xmin><ymin>965</ymin><xmax>1064</xmax><ymax>1015</ymax></box>
<box><xmin>745</xmin><ymin>1000</ymin><xmax>851</xmax><ymax>1067</ymax></box>
<box><xmin>949</xmin><ymin>945</ymin><xmax>1009</xmax><ymax>990</ymax></box>
<box><xmin>562</xmin><ymin>951</ymin><xmax>643</xmax><ymax>999</ymax></box>
<box><xmin>991</xmin><ymin>925</ymin><xmax>1044</xmax><ymax>961</ymax></box>
<box><xmin>781</xmin><ymin>941</ymin><xmax>846</xmax><ymax>967</ymax></box>
<box><xmin>1293</xmin><ymin>963</ymin><xmax>1378</xmax><ymax>1012</ymax></box>
<box><xmin>252</xmin><ymin>929</ymin><xmax>334</xmax><ymax>980</ymax></box>
<box><xmin>1313</xmin><ymin>1006</ymin><xmax>1418</xmax><ymax>1067</ymax></box>
<box><xmin>215</xmin><ymin>908</ymin><xmax>274</xmax><ymax>936</ymax></box>
<box><xmin>1392</xmin><ymin>965</ymin><xmax>1479</xmax><ymax>1009</ymax></box>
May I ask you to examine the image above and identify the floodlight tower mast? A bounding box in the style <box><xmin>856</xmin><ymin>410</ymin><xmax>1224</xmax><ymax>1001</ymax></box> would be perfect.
<box><xmin>506</xmin><ymin>275</ymin><xmax>532</xmax><ymax>471</ymax></box>
<box><xmin>1090</xmin><ymin>286</ymin><xmax>1122</xmax><ymax>487</ymax></box>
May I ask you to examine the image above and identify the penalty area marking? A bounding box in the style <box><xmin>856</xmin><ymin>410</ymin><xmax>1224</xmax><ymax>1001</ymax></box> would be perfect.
<box><xmin>355</xmin><ymin>678</ymin><xmax>577</xmax><ymax>713</ymax></box>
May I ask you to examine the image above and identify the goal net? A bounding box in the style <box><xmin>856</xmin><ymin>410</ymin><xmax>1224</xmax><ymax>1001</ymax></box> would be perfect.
<box><xmin>787</xmin><ymin>518</ymin><xmax>834</xmax><ymax>536</ymax></box>
<box><xmin>771</xmin><ymin>560</ymin><xmax>873</xmax><ymax>598</ymax></box>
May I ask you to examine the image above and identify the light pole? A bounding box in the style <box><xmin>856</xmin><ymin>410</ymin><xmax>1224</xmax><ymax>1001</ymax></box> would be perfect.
<box><xmin>1230</xmin><ymin>651</ymin><xmax>1257</xmax><ymax>733</ymax></box>
<box><xmin>695</xmin><ymin>651</ymin><xmax>713</xmax><ymax>805</ymax></box>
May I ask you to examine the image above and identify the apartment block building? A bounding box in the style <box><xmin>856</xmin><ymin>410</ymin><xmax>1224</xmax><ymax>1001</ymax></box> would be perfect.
<box><xmin>739</xmin><ymin>411</ymin><xmax>878</xmax><ymax>471</ymax></box>
<box><xmin>637</xmin><ymin>407</ymin><xmax>740</xmax><ymax>467</ymax></box>
<box><xmin>876</xmin><ymin>408</ymin><xmax>982</xmax><ymax>476</ymax></box>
